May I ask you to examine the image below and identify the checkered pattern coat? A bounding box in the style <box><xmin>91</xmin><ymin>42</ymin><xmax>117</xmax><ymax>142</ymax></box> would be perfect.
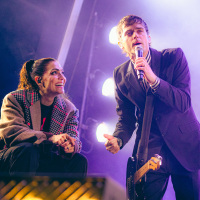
<box><xmin>0</xmin><ymin>90</ymin><xmax>81</xmax><ymax>153</ymax></box>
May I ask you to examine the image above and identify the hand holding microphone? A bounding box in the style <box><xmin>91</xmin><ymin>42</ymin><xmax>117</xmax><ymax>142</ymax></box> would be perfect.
<box><xmin>135</xmin><ymin>45</ymin><xmax>144</xmax><ymax>81</ymax></box>
<box><xmin>134</xmin><ymin>45</ymin><xmax>157</xmax><ymax>84</ymax></box>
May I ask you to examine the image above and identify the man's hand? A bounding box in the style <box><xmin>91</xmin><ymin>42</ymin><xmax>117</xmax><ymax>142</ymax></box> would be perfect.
<box><xmin>104</xmin><ymin>134</ymin><xmax>120</xmax><ymax>154</ymax></box>
<box><xmin>135</xmin><ymin>57</ymin><xmax>157</xmax><ymax>84</ymax></box>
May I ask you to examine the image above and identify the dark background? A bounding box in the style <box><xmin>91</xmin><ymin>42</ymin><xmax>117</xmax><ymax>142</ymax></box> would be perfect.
<box><xmin>1</xmin><ymin>0</ymin><xmax>200</xmax><ymax>198</ymax></box>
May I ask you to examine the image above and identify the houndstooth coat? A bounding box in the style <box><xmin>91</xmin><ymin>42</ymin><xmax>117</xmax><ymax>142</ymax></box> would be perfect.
<box><xmin>0</xmin><ymin>89</ymin><xmax>81</xmax><ymax>153</ymax></box>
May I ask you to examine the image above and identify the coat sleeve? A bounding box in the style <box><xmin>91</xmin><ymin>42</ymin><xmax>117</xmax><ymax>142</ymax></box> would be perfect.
<box><xmin>62</xmin><ymin>102</ymin><xmax>82</xmax><ymax>153</ymax></box>
<box><xmin>154</xmin><ymin>48</ymin><xmax>191</xmax><ymax>113</ymax></box>
<box><xmin>0</xmin><ymin>93</ymin><xmax>47</xmax><ymax>147</ymax></box>
<box><xmin>113</xmin><ymin>68</ymin><xmax>138</xmax><ymax>148</ymax></box>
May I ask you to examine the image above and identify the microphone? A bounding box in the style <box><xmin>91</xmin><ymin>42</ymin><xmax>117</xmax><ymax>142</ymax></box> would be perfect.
<box><xmin>135</xmin><ymin>45</ymin><xmax>144</xmax><ymax>81</ymax></box>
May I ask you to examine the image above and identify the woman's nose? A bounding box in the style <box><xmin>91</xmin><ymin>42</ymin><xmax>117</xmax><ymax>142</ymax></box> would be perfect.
<box><xmin>59</xmin><ymin>72</ymin><xmax>65</xmax><ymax>79</ymax></box>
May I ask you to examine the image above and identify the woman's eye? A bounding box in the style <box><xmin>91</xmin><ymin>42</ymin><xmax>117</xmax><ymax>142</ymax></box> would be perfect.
<box><xmin>51</xmin><ymin>71</ymin><xmax>57</xmax><ymax>75</ymax></box>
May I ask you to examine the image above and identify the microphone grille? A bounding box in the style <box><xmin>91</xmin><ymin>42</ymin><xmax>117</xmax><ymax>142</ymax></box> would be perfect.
<box><xmin>135</xmin><ymin>45</ymin><xmax>143</xmax><ymax>58</ymax></box>
<box><xmin>135</xmin><ymin>45</ymin><xmax>143</xmax><ymax>51</ymax></box>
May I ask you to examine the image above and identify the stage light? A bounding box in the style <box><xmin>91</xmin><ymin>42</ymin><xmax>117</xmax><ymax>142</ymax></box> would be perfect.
<box><xmin>96</xmin><ymin>123</ymin><xmax>108</xmax><ymax>142</ymax></box>
<box><xmin>102</xmin><ymin>77</ymin><xmax>115</xmax><ymax>98</ymax></box>
<box><xmin>109</xmin><ymin>26</ymin><xmax>118</xmax><ymax>45</ymax></box>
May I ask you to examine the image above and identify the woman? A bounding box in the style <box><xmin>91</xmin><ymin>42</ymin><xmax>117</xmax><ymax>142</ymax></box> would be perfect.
<box><xmin>0</xmin><ymin>58</ymin><xmax>87</xmax><ymax>177</ymax></box>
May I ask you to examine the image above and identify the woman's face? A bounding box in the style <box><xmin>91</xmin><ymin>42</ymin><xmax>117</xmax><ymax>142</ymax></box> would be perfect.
<box><xmin>38</xmin><ymin>60</ymin><xmax>66</xmax><ymax>98</ymax></box>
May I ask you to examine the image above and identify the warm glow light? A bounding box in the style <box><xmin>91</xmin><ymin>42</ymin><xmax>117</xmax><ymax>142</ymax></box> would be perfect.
<box><xmin>96</xmin><ymin>123</ymin><xmax>108</xmax><ymax>142</ymax></box>
<box><xmin>109</xmin><ymin>26</ymin><xmax>118</xmax><ymax>44</ymax></box>
<box><xmin>102</xmin><ymin>77</ymin><xmax>115</xmax><ymax>98</ymax></box>
<box><xmin>23</xmin><ymin>196</ymin><xmax>43</xmax><ymax>200</ymax></box>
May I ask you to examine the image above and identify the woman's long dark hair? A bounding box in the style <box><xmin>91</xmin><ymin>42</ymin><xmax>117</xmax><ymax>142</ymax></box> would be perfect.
<box><xmin>18</xmin><ymin>58</ymin><xmax>56</xmax><ymax>91</ymax></box>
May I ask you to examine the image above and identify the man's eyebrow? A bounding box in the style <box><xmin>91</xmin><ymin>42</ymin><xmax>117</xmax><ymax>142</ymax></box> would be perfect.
<box><xmin>124</xmin><ymin>29</ymin><xmax>133</xmax><ymax>34</ymax></box>
<box><xmin>135</xmin><ymin>27</ymin><xmax>145</xmax><ymax>30</ymax></box>
<box><xmin>124</xmin><ymin>26</ymin><xmax>144</xmax><ymax>32</ymax></box>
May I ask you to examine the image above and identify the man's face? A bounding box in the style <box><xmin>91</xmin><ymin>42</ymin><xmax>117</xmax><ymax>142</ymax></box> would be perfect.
<box><xmin>119</xmin><ymin>23</ymin><xmax>151</xmax><ymax>61</ymax></box>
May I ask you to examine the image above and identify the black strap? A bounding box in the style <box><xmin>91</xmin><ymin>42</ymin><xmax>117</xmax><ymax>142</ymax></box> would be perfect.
<box><xmin>136</xmin><ymin>93</ymin><xmax>155</xmax><ymax>166</ymax></box>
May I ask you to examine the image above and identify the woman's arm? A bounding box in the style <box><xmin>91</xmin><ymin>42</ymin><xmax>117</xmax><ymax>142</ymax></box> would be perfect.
<box><xmin>0</xmin><ymin>93</ymin><xmax>47</xmax><ymax>147</ymax></box>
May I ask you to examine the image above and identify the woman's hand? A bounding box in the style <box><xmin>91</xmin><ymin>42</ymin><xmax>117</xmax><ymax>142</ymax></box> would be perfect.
<box><xmin>48</xmin><ymin>133</ymin><xmax>76</xmax><ymax>153</ymax></box>
<box><xmin>60</xmin><ymin>137</ymin><xmax>76</xmax><ymax>153</ymax></box>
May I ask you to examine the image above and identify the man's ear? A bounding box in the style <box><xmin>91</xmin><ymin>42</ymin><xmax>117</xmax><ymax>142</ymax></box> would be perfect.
<box><xmin>148</xmin><ymin>35</ymin><xmax>151</xmax><ymax>46</ymax></box>
<box><xmin>118</xmin><ymin>41</ymin><xmax>124</xmax><ymax>50</ymax></box>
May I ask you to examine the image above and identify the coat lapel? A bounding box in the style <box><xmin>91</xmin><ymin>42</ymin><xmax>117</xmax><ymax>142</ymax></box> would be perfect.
<box><xmin>23</xmin><ymin>91</ymin><xmax>70</xmax><ymax>134</ymax></box>
<box><xmin>150</xmin><ymin>48</ymin><xmax>161</xmax><ymax>77</ymax></box>
<box><xmin>49</xmin><ymin>96</ymin><xmax>69</xmax><ymax>135</ymax></box>
<box><xmin>26</xmin><ymin>90</ymin><xmax>41</xmax><ymax>130</ymax></box>
<box><xmin>125</xmin><ymin>60</ymin><xmax>146</xmax><ymax>109</ymax></box>
<box><xmin>124</xmin><ymin>49</ymin><xmax>162</xmax><ymax>109</ymax></box>
<box><xmin>30</xmin><ymin>100</ymin><xmax>41</xmax><ymax>131</ymax></box>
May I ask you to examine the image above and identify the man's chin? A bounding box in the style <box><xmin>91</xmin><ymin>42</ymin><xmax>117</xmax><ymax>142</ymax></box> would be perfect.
<box><xmin>129</xmin><ymin>53</ymin><xmax>136</xmax><ymax>61</ymax></box>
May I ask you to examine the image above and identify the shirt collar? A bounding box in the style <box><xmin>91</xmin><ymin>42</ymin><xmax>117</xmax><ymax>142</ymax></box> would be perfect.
<box><xmin>146</xmin><ymin>50</ymin><xmax>151</xmax><ymax>65</ymax></box>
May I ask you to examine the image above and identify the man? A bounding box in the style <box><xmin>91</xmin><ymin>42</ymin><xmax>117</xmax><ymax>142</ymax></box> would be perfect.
<box><xmin>104</xmin><ymin>15</ymin><xmax>200</xmax><ymax>200</ymax></box>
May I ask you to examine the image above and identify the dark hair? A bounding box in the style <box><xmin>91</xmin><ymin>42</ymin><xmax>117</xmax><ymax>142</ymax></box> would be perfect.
<box><xmin>18</xmin><ymin>57</ymin><xmax>56</xmax><ymax>90</ymax></box>
<box><xmin>117</xmin><ymin>15</ymin><xmax>149</xmax><ymax>42</ymax></box>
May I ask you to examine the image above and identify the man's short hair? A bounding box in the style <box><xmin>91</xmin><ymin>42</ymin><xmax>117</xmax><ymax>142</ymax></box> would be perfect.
<box><xmin>117</xmin><ymin>15</ymin><xmax>149</xmax><ymax>42</ymax></box>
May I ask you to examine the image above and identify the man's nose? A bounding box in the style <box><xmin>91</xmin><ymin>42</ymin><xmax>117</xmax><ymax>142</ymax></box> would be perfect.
<box><xmin>132</xmin><ymin>31</ymin><xmax>138</xmax><ymax>38</ymax></box>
